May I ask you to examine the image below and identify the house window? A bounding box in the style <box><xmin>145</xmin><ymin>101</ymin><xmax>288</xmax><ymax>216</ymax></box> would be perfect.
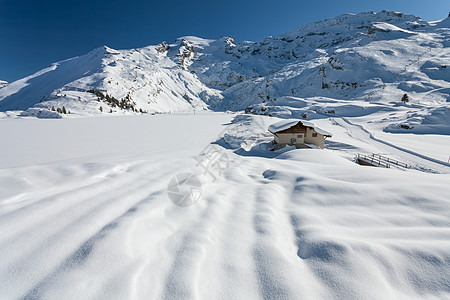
<box><xmin>297</xmin><ymin>134</ymin><xmax>303</xmax><ymax>138</ymax></box>
<box><xmin>312</xmin><ymin>133</ymin><xmax>318</xmax><ymax>137</ymax></box>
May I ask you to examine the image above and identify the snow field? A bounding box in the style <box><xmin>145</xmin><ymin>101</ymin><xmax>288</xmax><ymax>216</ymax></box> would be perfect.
<box><xmin>0</xmin><ymin>113</ymin><xmax>449</xmax><ymax>299</ymax></box>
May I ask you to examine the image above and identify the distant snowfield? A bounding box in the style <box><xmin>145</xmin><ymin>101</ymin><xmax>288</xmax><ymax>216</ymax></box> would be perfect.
<box><xmin>0</xmin><ymin>113</ymin><xmax>232</xmax><ymax>169</ymax></box>
<box><xmin>0</xmin><ymin>113</ymin><xmax>449</xmax><ymax>299</ymax></box>
<box><xmin>373</xmin><ymin>131</ymin><xmax>450</xmax><ymax>163</ymax></box>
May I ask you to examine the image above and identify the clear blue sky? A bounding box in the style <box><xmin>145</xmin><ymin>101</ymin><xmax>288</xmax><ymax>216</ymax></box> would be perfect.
<box><xmin>0</xmin><ymin>0</ymin><xmax>448</xmax><ymax>82</ymax></box>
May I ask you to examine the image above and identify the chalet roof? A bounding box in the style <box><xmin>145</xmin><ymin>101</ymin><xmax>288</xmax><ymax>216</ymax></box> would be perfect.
<box><xmin>268</xmin><ymin>119</ymin><xmax>332</xmax><ymax>137</ymax></box>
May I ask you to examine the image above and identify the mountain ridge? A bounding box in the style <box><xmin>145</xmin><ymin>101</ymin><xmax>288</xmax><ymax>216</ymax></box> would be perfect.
<box><xmin>0</xmin><ymin>10</ymin><xmax>448</xmax><ymax>134</ymax></box>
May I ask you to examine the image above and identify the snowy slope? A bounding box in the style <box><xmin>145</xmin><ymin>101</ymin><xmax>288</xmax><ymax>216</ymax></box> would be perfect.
<box><xmin>1</xmin><ymin>10</ymin><xmax>449</xmax><ymax>129</ymax></box>
<box><xmin>0</xmin><ymin>45</ymin><xmax>220</xmax><ymax>117</ymax></box>
<box><xmin>183</xmin><ymin>11</ymin><xmax>449</xmax><ymax>109</ymax></box>
<box><xmin>219</xmin><ymin>12</ymin><xmax>450</xmax><ymax>135</ymax></box>
<box><xmin>0</xmin><ymin>113</ymin><xmax>449</xmax><ymax>299</ymax></box>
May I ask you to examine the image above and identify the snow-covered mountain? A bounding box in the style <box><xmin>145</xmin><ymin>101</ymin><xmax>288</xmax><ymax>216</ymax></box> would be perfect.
<box><xmin>0</xmin><ymin>10</ymin><xmax>449</xmax><ymax>131</ymax></box>
<box><xmin>222</xmin><ymin>12</ymin><xmax>449</xmax><ymax>105</ymax></box>
<box><xmin>0</xmin><ymin>45</ymin><xmax>219</xmax><ymax>117</ymax></box>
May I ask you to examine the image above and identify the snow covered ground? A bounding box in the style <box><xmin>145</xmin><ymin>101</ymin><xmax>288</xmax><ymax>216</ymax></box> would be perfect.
<box><xmin>0</xmin><ymin>9</ymin><xmax>448</xmax><ymax>299</ymax></box>
<box><xmin>0</xmin><ymin>113</ymin><xmax>449</xmax><ymax>299</ymax></box>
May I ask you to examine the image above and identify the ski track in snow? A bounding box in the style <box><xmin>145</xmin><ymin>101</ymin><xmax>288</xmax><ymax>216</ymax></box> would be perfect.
<box><xmin>0</xmin><ymin>114</ymin><xmax>449</xmax><ymax>299</ymax></box>
<box><xmin>334</xmin><ymin>117</ymin><xmax>450</xmax><ymax>174</ymax></box>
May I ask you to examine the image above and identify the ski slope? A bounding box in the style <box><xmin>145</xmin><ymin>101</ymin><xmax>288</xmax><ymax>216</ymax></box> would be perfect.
<box><xmin>0</xmin><ymin>113</ymin><xmax>449</xmax><ymax>299</ymax></box>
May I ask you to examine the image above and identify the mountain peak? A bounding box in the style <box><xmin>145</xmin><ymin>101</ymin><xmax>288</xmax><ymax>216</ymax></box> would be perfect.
<box><xmin>0</xmin><ymin>10</ymin><xmax>448</xmax><ymax>124</ymax></box>
<box><xmin>283</xmin><ymin>10</ymin><xmax>428</xmax><ymax>39</ymax></box>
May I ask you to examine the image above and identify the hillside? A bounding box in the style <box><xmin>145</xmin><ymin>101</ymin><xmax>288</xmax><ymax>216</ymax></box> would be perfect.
<box><xmin>0</xmin><ymin>45</ymin><xmax>219</xmax><ymax>117</ymax></box>
<box><xmin>0</xmin><ymin>11</ymin><xmax>449</xmax><ymax>134</ymax></box>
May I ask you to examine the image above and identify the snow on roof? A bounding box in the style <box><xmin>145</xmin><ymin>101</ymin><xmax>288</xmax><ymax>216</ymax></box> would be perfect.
<box><xmin>268</xmin><ymin>119</ymin><xmax>298</xmax><ymax>133</ymax></box>
<box><xmin>268</xmin><ymin>119</ymin><xmax>332</xmax><ymax>137</ymax></box>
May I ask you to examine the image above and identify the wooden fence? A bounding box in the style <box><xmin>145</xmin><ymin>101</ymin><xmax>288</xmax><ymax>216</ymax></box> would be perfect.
<box><xmin>356</xmin><ymin>153</ymin><xmax>411</xmax><ymax>169</ymax></box>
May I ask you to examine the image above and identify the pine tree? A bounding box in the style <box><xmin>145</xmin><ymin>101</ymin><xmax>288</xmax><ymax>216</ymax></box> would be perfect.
<box><xmin>401</xmin><ymin>93</ymin><xmax>409</xmax><ymax>103</ymax></box>
<box><xmin>99</xmin><ymin>106</ymin><xmax>103</xmax><ymax>112</ymax></box>
<box><xmin>62</xmin><ymin>106</ymin><xmax>67</xmax><ymax>114</ymax></box>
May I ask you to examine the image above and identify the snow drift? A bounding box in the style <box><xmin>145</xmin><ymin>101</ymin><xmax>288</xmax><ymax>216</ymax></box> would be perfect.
<box><xmin>0</xmin><ymin>114</ymin><xmax>449</xmax><ymax>299</ymax></box>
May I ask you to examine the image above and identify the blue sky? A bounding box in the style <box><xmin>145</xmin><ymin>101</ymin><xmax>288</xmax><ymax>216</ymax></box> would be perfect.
<box><xmin>0</xmin><ymin>0</ymin><xmax>448</xmax><ymax>82</ymax></box>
